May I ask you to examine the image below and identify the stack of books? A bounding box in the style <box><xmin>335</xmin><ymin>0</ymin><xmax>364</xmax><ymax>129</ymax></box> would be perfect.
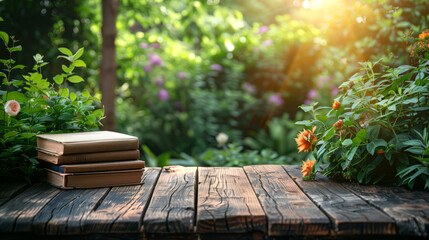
<box><xmin>36</xmin><ymin>131</ymin><xmax>145</xmax><ymax>189</ymax></box>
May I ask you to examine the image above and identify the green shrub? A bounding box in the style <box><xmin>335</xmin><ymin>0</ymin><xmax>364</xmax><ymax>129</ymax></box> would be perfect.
<box><xmin>0</xmin><ymin>22</ymin><xmax>104</xmax><ymax>181</ymax></box>
<box><xmin>296</xmin><ymin>54</ymin><xmax>429</xmax><ymax>189</ymax></box>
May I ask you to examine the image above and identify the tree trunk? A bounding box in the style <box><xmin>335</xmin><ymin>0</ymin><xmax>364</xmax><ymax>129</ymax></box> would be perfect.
<box><xmin>100</xmin><ymin>0</ymin><xmax>119</xmax><ymax>131</ymax></box>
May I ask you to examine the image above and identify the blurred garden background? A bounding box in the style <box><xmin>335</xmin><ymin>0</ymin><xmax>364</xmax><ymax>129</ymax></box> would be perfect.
<box><xmin>1</xmin><ymin>0</ymin><xmax>428</xmax><ymax>170</ymax></box>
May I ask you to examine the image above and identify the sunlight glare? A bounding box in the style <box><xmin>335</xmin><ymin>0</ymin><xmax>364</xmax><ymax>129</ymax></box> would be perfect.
<box><xmin>302</xmin><ymin>0</ymin><xmax>311</xmax><ymax>9</ymax></box>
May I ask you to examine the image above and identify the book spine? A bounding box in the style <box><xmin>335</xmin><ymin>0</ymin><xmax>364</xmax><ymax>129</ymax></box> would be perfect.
<box><xmin>57</xmin><ymin>150</ymin><xmax>140</xmax><ymax>164</ymax></box>
<box><xmin>61</xmin><ymin>161</ymin><xmax>144</xmax><ymax>173</ymax></box>
<box><xmin>62</xmin><ymin>139</ymin><xmax>139</xmax><ymax>154</ymax></box>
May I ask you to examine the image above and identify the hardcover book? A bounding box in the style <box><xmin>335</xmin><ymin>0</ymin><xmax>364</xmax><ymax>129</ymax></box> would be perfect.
<box><xmin>36</xmin><ymin>131</ymin><xmax>139</xmax><ymax>155</ymax></box>
<box><xmin>40</xmin><ymin>160</ymin><xmax>145</xmax><ymax>173</ymax></box>
<box><xmin>41</xmin><ymin>168</ymin><xmax>144</xmax><ymax>189</ymax></box>
<box><xmin>37</xmin><ymin>148</ymin><xmax>140</xmax><ymax>164</ymax></box>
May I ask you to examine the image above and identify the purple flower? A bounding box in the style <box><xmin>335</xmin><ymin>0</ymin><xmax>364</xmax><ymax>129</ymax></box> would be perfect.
<box><xmin>307</xmin><ymin>89</ymin><xmax>319</xmax><ymax>99</ymax></box>
<box><xmin>158</xmin><ymin>89</ymin><xmax>170</xmax><ymax>101</ymax></box>
<box><xmin>150</xmin><ymin>42</ymin><xmax>161</xmax><ymax>48</ymax></box>
<box><xmin>155</xmin><ymin>78</ymin><xmax>164</xmax><ymax>87</ymax></box>
<box><xmin>304</xmin><ymin>99</ymin><xmax>311</xmax><ymax>105</ymax></box>
<box><xmin>258</xmin><ymin>25</ymin><xmax>270</xmax><ymax>34</ymax></box>
<box><xmin>149</xmin><ymin>53</ymin><xmax>162</xmax><ymax>66</ymax></box>
<box><xmin>331</xmin><ymin>86</ymin><xmax>339</xmax><ymax>97</ymax></box>
<box><xmin>245</xmin><ymin>82</ymin><xmax>256</xmax><ymax>94</ymax></box>
<box><xmin>177</xmin><ymin>72</ymin><xmax>185</xmax><ymax>79</ymax></box>
<box><xmin>144</xmin><ymin>65</ymin><xmax>152</xmax><ymax>73</ymax></box>
<box><xmin>262</xmin><ymin>39</ymin><xmax>273</xmax><ymax>47</ymax></box>
<box><xmin>139</xmin><ymin>43</ymin><xmax>148</xmax><ymax>49</ymax></box>
<box><xmin>211</xmin><ymin>64</ymin><xmax>222</xmax><ymax>71</ymax></box>
<box><xmin>253</xmin><ymin>46</ymin><xmax>259</xmax><ymax>52</ymax></box>
<box><xmin>268</xmin><ymin>93</ymin><xmax>284</xmax><ymax>106</ymax></box>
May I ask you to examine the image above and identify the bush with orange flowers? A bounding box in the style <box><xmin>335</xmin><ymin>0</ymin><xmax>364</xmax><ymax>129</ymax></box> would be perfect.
<box><xmin>409</xmin><ymin>30</ymin><xmax>429</xmax><ymax>63</ymax></box>
<box><xmin>295</xmin><ymin>44</ymin><xmax>429</xmax><ymax>188</ymax></box>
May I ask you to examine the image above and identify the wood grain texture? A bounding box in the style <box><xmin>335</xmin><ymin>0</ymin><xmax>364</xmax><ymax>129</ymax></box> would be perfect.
<box><xmin>84</xmin><ymin>168</ymin><xmax>161</xmax><ymax>233</ymax></box>
<box><xmin>244</xmin><ymin>165</ymin><xmax>330</xmax><ymax>236</ymax></box>
<box><xmin>143</xmin><ymin>167</ymin><xmax>196</xmax><ymax>233</ymax></box>
<box><xmin>0</xmin><ymin>181</ymin><xmax>28</xmax><ymax>206</ymax></box>
<box><xmin>0</xmin><ymin>183</ymin><xmax>60</xmax><ymax>233</ymax></box>
<box><xmin>284</xmin><ymin>165</ymin><xmax>396</xmax><ymax>236</ymax></box>
<box><xmin>32</xmin><ymin>188</ymin><xmax>109</xmax><ymax>235</ymax></box>
<box><xmin>344</xmin><ymin>183</ymin><xmax>429</xmax><ymax>237</ymax></box>
<box><xmin>197</xmin><ymin>167</ymin><xmax>266</xmax><ymax>234</ymax></box>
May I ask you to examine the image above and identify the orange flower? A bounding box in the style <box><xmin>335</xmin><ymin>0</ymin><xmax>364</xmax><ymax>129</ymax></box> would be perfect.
<box><xmin>333</xmin><ymin>119</ymin><xmax>344</xmax><ymax>131</ymax></box>
<box><xmin>376</xmin><ymin>149</ymin><xmax>385</xmax><ymax>154</ymax></box>
<box><xmin>332</xmin><ymin>100</ymin><xmax>341</xmax><ymax>110</ymax></box>
<box><xmin>301</xmin><ymin>159</ymin><xmax>315</xmax><ymax>177</ymax></box>
<box><xmin>419</xmin><ymin>32</ymin><xmax>429</xmax><ymax>39</ymax></box>
<box><xmin>295</xmin><ymin>126</ymin><xmax>317</xmax><ymax>152</ymax></box>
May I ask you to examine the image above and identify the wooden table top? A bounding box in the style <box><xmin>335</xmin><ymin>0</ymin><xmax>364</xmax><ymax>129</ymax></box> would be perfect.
<box><xmin>0</xmin><ymin>165</ymin><xmax>428</xmax><ymax>240</ymax></box>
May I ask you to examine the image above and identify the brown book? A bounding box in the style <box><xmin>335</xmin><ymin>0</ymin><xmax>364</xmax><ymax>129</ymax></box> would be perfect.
<box><xmin>36</xmin><ymin>131</ymin><xmax>139</xmax><ymax>155</ymax></box>
<box><xmin>40</xmin><ymin>160</ymin><xmax>145</xmax><ymax>173</ymax></box>
<box><xmin>37</xmin><ymin>148</ymin><xmax>141</xmax><ymax>164</ymax></box>
<box><xmin>41</xmin><ymin>168</ymin><xmax>144</xmax><ymax>189</ymax></box>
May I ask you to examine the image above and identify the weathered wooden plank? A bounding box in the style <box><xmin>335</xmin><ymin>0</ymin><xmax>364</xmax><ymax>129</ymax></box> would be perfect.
<box><xmin>284</xmin><ymin>165</ymin><xmax>396</xmax><ymax>236</ymax></box>
<box><xmin>0</xmin><ymin>183</ymin><xmax>60</xmax><ymax>232</ymax></box>
<box><xmin>0</xmin><ymin>181</ymin><xmax>28</xmax><ymax>206</ymax></box>
<box><xmin>84</xmin><ymin>168</ymin><xmax>161</xmax><ymax>233</ymax></box>
<box><xmin>197</xmin><ymin>167</ymin><xmax>266</xmax><ymax>234</ymax></box>
<box><xmin>244</xmin><ymin>165</ymin><xmax>330</xmax><ymax>236</ymax></box>
<box><xmin>32</xmin><ymin>188</ymin><xmax>109</xmax><ymax>235</ymax></box>
<box><xmin>344</xmin><ymin>183</ymin><xmax>429</xmax><ymax>237</ymax></box>
<box><xmin>143</xmin><ymin>167</ymin><xmax>196</xmax><ymax>233</ymax></box>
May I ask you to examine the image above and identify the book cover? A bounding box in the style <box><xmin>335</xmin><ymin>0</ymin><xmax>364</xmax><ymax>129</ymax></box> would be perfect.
<box><xmin>41</xmin><ymin>168</ymin><xmax>145</xmax><ymax>189</ymax></box>
<box><xmin>36</xmin><ymin>131</ymin><xmax>139</xmax><ymax>155</ymax></box>
<box><xmin>37</xmin><ymin>148</ymin><xmax>141</xmax><ymax>164</ymax></box>
<box><xmin>40</xmin><ymin>160</ymin><xmax>145</xmax><ymax>173</ymax></box>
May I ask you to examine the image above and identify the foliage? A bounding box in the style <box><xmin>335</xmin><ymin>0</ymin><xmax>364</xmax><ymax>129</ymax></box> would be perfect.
<box><xmin>0</xmin><ymin>22</ymin><xmax>104</xmax><ymax>181</ymax></box>
<box><xmin>244</xmin><ymin>112</ymin><xmax>305</xmax><ymax>163</ymax></box>
<box><xmin>142</xmin><ymin>143</ymin><xmax>288</xmax><ymax>167</ymax></box>
<box><xmin>296</xmin><ymin>53</ymin><xmax>429</xmax><ymax>188</ymax></box>
<box><xmin>115</xmin><ymin>0</ymin><xmax>320</xmax><ymax>156</ymax></box>
<box><xmin>0</xmin><ymin>0</ymin><xmax>101</xmax><ymax>92</ymax></box>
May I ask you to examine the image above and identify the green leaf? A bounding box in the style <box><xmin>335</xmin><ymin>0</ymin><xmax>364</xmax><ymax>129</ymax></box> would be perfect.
<box><xmin>68</xmin><ymin>75</ymin><xmax>84</xmax><ymax>83</ymax></box>
<box><xmin>324</xmin><ymin>127</ymin><xmax>335</xmax><ymax>141</ymax></box>
<box><xmin>2</xmin><ymin>91</ymin><xmax>27</xmax><ymax>102</ymax></box>
<box><xmin>316</xmin><ymin>115</ymin><xmax>328</xmax><ymax>123</ymax></box>
<box><xmin>58</xmin><ymin>47</ymin><xmax>73</xmax><ymax>57</ymax></box>
<box><xmin>70</xmin><ymin>92</ymin><xmax>77</xmax><ymax>101</ymax></box>
<box><xmin>53</xmin><ymin>75</ymin><xmax>64</xmax><ymax>85</ymax></box>
<box><xmin>367</xmin><ymin>139</ymin><xmax>388</xmax><ymax>155</ymax></box>
<box><xmin>73</xmin><ymin>48</ymin><xmax>84</xmax><ymax>60</ymax></box>
<box><xmin>0</xmin><ymin>31</ymin><xmax>9</xmax><ymax>45</ymax></box>
<box><xmin>59</xmin><ymin>88</ymin><xmax>69</xmax><ymax>98</ymax></box>
<box><xmin>4</xmin><ymin>131</ymin><xmax>18</xmax><ymax>138</ymax></box>
<box><xmin>8</xmin><ymin>45</ymin><xmax>22</xmax><ymax>52</ymax></box>
<box><xmin>73</xmin><ymin>60</ymin><xmax>86</xmax><ymax>68</ymax></box>
<box><xmin>347</xmin><ymin>146</ymin><xmax>358</xmax><ymax>160</ymax></box>
<box><xmin>299</xmin><ymin>105</ymin><xmax>313</xmax><ymax>112</ymax></box>
<box><xmin>405</xmin><ymin>146</ymin><xmax>425</xmax><ymax>155</ymax></box>
<box><xmin>82</xmin><ymin>91</ymin><xmax>90</xmax><ymax>98</ymax></box>
<box><xmin>367</xmin><ymin>125</ymin><xmax>381</xmax><ymax>140</ymax></box>
<box><xmin>21</xmin><ymin>133</ymin><xmax>36</xmax><ymax>139</ymax></box>
<box><xmin>354</xmin><ymin>129</ymin><xmax>367</xmax><ymax>144</ymax></box>
<box><xmin>58</xmin><ymin>112</ymin><xmax>74</xmax><ymax>121</ymax></box>
<box><xmin>11</xmin><ymin>65</ymin><xmax>25</xmax><ymax>70</ymax></box>
<box><xmin>342</xmin><ymin>139</ymin><xmax>353</xmax><ymax>146</ymax></box>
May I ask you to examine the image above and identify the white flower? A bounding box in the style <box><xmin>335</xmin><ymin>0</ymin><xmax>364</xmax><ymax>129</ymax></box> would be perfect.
<box><xmin>4</xmin><ymin>100</ymin><xmax>20</xmax><ymax>116</ymax></box>
<box><xmin>216</xmin><ymin>132</ymin><xmax>228</xmax><ymax>146</ymax></box>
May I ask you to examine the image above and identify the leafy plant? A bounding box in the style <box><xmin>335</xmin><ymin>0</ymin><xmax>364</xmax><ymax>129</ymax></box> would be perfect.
<box><xmin>295</xmin><ymin>50</ymin><xmax>429</xmax><ymax>188</ymax></box>
<box><xmin>0</xmin><ymin>21</ymin><xmax>104</xmax><ymax>181</ymax></box>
